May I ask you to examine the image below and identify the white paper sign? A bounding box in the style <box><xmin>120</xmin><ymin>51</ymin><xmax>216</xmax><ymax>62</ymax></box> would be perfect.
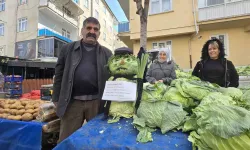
<box><xmin>102</xmin><ymin>81</ymin><xmax>137</xmax><ymax>102</ymax></box>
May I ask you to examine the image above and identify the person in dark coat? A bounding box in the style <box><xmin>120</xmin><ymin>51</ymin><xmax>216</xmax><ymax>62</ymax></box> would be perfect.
<box><xmin>52</xmin><ymin>17</ymin><xmax>112</xmax><ymax>143</ymax></box>
<box><xmin>146</xmin><ymin>49</ymin><xmax>176</xmax><ymax>85</ymax></box>
<box><xmin>192</xmin><ymin>38</ymin><xmax>239</xmax><ymax>88</ymax></box>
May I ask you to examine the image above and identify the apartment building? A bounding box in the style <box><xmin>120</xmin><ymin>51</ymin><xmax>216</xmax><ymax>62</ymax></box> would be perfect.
<box><xmin>0</xmin><ymin>0</ymin><xmax>125</xmax><ymax>60</ymax></box>
<box><xmin>77</xmin><ymin>0</ymin><xmax>127</xmax><ymax>51</ymax></box>
<box><xmin>0</xmin><ymin>0</ymin><xmax>84</xmax><ymax>59</ymax></box>
<box><xmin>118</xmin><ymin>0</ymin><xmax>250</xmax><ymax>69</ymax></box>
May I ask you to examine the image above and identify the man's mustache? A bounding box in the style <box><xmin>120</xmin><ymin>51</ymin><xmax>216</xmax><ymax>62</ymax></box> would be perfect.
<box><xmin>86</xmin><ymin>33</ymin><xmax>96</xmax><ymax>39</ymax></box>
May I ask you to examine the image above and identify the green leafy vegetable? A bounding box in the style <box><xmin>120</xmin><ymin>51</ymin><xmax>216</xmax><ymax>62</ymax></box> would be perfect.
<box><xmin>189</xmin><ymin>130</ymin><xmax>250</xmax><ymax>150</ymax></box>
<box><xmin>141</xmin><ymin>82</ymin><xmax>167</xmax><ymax>102</ymax></box>
<box><xmin>163</xmin><ymin>87</ymin><xmax>195</xmax><ymax>108</ymax></box>
<box><xmin>193</xmin><ymin>104</ymin><xmax>250</xmax><ymax>138</ymax></box>
<box><xmin>133</xmin><ymin>101</ymin><xmax>187</xmax><ymax>143</ymax></box>
<box><xmin>219</xmin><ymin>87</ymin><xmax>243</xmax><ymax>102</ymax></box>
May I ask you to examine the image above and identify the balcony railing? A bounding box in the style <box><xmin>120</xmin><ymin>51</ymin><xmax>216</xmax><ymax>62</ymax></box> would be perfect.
<box><xmin>39</xmin><ymin>0</ymin><xmax>81</xmax><ymax>26</ymax></box>
<box><xmin>198</xmin><ymin>0</ymin><xmax>250</xmax><ymax>21</ymax></box>
<box><xmin>118</xmin><ymin>22</ymin><xmax>130</xmax><ymax>33</ymax></box>
<box><xmin>38</xmin><ymin>28</ymin><xmax>72</xmax><ymax>43</ymax></box>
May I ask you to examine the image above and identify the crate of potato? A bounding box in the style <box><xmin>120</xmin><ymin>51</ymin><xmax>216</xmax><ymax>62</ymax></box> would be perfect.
<box><xmin>0</xmin><ymin>99</ymin><xmax>46</xmax><ymax>121</ymax></box>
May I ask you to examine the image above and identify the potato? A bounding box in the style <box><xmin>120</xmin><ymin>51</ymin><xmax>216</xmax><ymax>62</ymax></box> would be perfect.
<box><xmin>8</xmin><ymin>100</ymin><xmax>15</xmax><ymax>104</ymax></box>
<box><xmin>10</xmin><ymin>109</ymin><xmax>18</xmax><ymax>115</ymax></box>
<box><xmin>25</xmin><ymin>105</ymin><xmax>34</xmax><ymax>110</ymax></box>
<box><xmin>22</xmin><ymin>113</ymin><xmax>33</xmax><ymax>121</ymax></box>
<box><xmin>16</xmin><ymin>104</ymin><xmax>25</xmax><ymax>110</ymax></box>
<box><xmin>14</xmin><ymin>115</ymin><xmax>22</xmax><ymax>120</ymax></box>
<box><xmin>33</xmin><ymin>112</ymin><xmax>38</xmax><ymax>118</ymax></box>
<box><xmin>33</xmin><ymin>103</ymin><xmax>40</xmax><ymax>108</ymax></box>
<box><xmin>0</xmin><ymin>102</ymin><xmax>5</xmax><ymax>108</ymax></box>
<box><xmin>9</xmin><ymin>104</ymin><xmax>17</xmax><ymax>109</ymax></box>
<box><xmin>0</xmin><ymin>114</ymin><xmax>3</xmax><ymax>118</ymax></box>
<box><xmin>4</xmin><ymin>109</ymin><xmax>10</xmax><ymax>114</ymax></box>
<box><xmin>3</xmin><ymin>104</ymin><xmax>10</xmax><ymax>109</ymax></box>
<box><xmin>14</xmin><ymin>102</ymin><xmax>21</xmax><ymax>106</ymax></box>
<box><xmin>26</xmin><ymin>109</ymin><xmax>35</xmax><ymax>114</ymax></box>
<box><xmin>21</xmin><ymin>101</ymin><xmax>28</xmax><ymax>106</ymax></box>
<box><xmin>0</xmin><ymin>108</ymin><xmax>4</xmax><ymax>113</ymax></box>
<box><xmin>2</xmin><ymin>113</ymin><xmax>9</xmax><ymax>119</ymax></box>
<box><xmin>16</xmin><ymin>109</ymin><xmax>25</xmax><ymax>115</ymax></box>
<box><xmin>7</xmin><ymin>115</ymin><xmax>15</xmax><ymax>120</ymax></box>
<box><xmin>34</xmin><ymin>108</ymin><xmax>39</xmax><ymax>112</ymax></box>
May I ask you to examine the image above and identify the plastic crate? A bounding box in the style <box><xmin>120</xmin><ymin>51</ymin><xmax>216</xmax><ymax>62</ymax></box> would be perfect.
<box><xmin>4</xmin><ymin>82</ymin><xmax>22</xmax><ymax>89</ymax></box>
<box><xmin>40</xmin><ymin>87</ymin><xmax>52</xmax><ymax>101</ymax></box>
<box><xmin>41</xmin><ymin>96</ymin><xmax>52</xmax><ymax>101</ymax></box>
<box><xmin>5</xmin><ymin>94</ymin><xmax>22</xmax><ymax>99</ymax></box>
<box><xmin>7</xmin><ymin>89</ymin><xmax>22</xmax><ymax>95</ymax></box>
<box><xmin>4</xmin><ymin>75</ymin><xmax>23</xmax><ymax>82</ymax></box>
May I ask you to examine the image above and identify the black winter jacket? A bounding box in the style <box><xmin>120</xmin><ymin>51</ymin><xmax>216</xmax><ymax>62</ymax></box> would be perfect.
<box><xmin>52</xmin><ymin>40</ymin><xmax>112</xmax><ymax>117</ymax></box>
<box><xmin>192</xmin><ymin>58</ymin><xmax>239</xmax><ymax>88</ymax></box>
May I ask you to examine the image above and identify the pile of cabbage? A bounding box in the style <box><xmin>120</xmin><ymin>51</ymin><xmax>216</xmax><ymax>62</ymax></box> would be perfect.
<box><xmin>107</xmin><ymin>60</ymin><xmax>250</xmax><ymax>149</ymax></box>
<box><xmin>236</xmin><ymin>65</ymin><xmax>250</xmax><ymax>76</ymax></box>
<box><xmin>133</xmin><ymin>70</ymin><xmax>250</xmax><ymax>150</ymax></box>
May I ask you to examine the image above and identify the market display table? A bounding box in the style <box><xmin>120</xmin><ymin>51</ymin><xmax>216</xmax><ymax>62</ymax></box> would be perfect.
<box><xmin>0</xmin><ymin>118</ymin><xmax>44</xmax><ymax>150</ymax></box>
<box><xmin>54</xmin><ymin>114</ymin><xmax>192</xmax><ymax>150</ymax></box>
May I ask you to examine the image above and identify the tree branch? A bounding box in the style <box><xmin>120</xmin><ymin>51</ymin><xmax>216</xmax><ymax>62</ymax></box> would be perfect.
<box><xmin>143</xmin><ymin>0</ymin><xmax>150</xmax><ymax>22</ymax></box>
<box><xmin>134</xmin><ymin>0</ymin><xmax>143</xmax><ymax>16</ymax></box>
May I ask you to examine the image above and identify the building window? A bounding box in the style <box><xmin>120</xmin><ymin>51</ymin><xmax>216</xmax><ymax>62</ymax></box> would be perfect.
<box><xmin>0</xmin><ymin>0</ymin><xmax>5</xmax><ymax>11</ymax></box>
<box><xmin>152</xmin><ymin>41</ymin><xmax>172</xmax><ymax>48</ymax></box>
<box><xmin>198</xmin><ymin>0</ymin><xmax>224</xmax><ymax>8</ymax></box>
<box><xmin>150</xmin><ymin>0</ymin><xmax>172</xmax><ymax>14</ymax></box>
<box><xmin>152</xmin><ymin>41</ymin><xmax>172</xmax><ymax>59</ymax></box>
<box><xmin>84</xmin><ymin>0</ymin><xmax>89</xmax><ymax>8</ymax></box>
<box><xmin>62</xmin><ymin>28</ymin><xmax>71</xmax><ymax>39</ymax></box>
<box><xmin>96</xmin><ymin>0</ymin><xmax>99</xmax><ymax>4</ymax></box>
<box><xmin>0</xmin><ymin>46</ymin><xmax>5</xmax><ymax>56</ymax></box>
<box><xmin>207</xmin><ymin>0</ymin><xmax>224</xmax><ymax>6</ymax></box>
<box><xmin>103</xmin><ymin>6</ymin><xmax>106</xmax><ymax>14</ymax></box>
<box><xmin>18</xmin><ymin>18</ymin><xmax>28</xmax><ymax>32</ymax></box>
<box><xmin>109</xmin><ymin>26</ymin><xmax>112</xmax><ymax>33</ymax></box>
<box><xmin>19</xmin><ymin>0</ymin><xmax>27</xmax><ymax>5</ymax></box>
<box><xmin>104</xmin><ymin>20</ymin><xmax>106</xmax><ymax>28</ymax></box>
<box><xmin>210</xmin><ymin>34</ymin><xmax>229</xmax><ymax>56</ymax></box>
<box><xmin>0</xmin><ymin>23</ymin><xmax>4</xmax><ymax>36</ymax></box>
<box><xmin>103</xmin><ymin>33</ymin><xmax>106</xmax><ymax>41</ymax></box>
<box><xmin>67</xmin><ymin>31</ymin><xmax>70</xmax><ymax>39</ymax></box>
<box><xmin>95</xmin><ymin>10</ymin><xmax>99</xmax><ymax>19</ymax></box>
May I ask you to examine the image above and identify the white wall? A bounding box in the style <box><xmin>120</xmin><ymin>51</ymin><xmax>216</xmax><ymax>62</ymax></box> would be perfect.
<box><xmin>0</xmin><ymin>0</ymin><xmax>39</xmax><ymax>57</ymax></box>
<box><xmin>38</xmin><ymin>11</ymin><xmax>78</xmax><ymax>41</ymax></box>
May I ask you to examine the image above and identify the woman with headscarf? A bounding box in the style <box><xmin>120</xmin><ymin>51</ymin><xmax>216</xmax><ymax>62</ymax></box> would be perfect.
<box><xmin>192</xmin><ymin>38</ymin><xmax>239</xmax><ymax>87</ymax></box>
<box><xmin>146</xmin><ymin>49</ymin><xmax>176</xmax><ymax>85</ymax></box>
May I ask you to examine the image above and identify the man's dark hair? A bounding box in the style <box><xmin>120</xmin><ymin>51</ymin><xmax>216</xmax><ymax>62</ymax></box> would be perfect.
<box><xmin>201</xmin><ymin>38</ymin><xmax>226</xmax><ymax>60</ymax></box>
<box><xmin>83</xmin><ymin>17</ymin><xmax>101</xmax><ymax>29</ymax></box>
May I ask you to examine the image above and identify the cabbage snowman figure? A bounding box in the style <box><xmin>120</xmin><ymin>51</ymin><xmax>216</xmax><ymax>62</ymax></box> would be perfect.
<box><xmin>104</xmin><ymin>47</ymin><xmax>138</xmax><ymax>123</ymax></box>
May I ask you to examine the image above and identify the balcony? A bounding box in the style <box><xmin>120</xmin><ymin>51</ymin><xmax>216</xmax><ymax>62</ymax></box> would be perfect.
<box><xmin>198</xmin><ymin>0</ymin><xmax>250</xmax><ymax>22</ymax></box>
<box><xmin>118</xmin><ymin>22</ymin><xmax>130</xmax><ymax>33</ymax></box>
<box><xmin>38</xmin><ymin>28</ymin><xmax>72</xmax><ymax>43</ymax></box>
<box><xmin>39</xmin><ymin>0</ymin><xmax>84</xmax><ymax>27</ymax></box>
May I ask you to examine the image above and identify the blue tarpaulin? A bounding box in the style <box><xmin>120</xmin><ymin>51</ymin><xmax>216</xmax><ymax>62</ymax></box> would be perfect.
<box><xmin>0</xmin><ymin>119</ymin><xmax>43</xmax><ymax>150</ymax></box>
<box><xmin>54</xmin><ymin>114</ymin><xmax>192</xmax><ymax>150</ymax></box>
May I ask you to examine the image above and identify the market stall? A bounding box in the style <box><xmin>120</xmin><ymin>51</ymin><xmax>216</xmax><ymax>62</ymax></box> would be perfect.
<box><xmin>0</xmin><ymin>99</ymin><xmax>59</xmax><ymax>150</ymax></box>
<box><xmin>0</xmin><ymin>118</ymin><xmax>44</xmax><ymax>150</ymax></box>
<box><xmin>53</xmin><ymin>48</ymin><xmax>250</xmax><ymax>150</ymax></box>
<box><xmin>54</xmin><ymin>114</ymin><xmax>192</xmax><ymax>150</ymax></box>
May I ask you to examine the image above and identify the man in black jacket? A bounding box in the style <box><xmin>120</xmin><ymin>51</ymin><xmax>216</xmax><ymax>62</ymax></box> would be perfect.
<box><xmin>52</xmin><ymin>17</ymin><xmax>112</xmax><ymax>143</ymax></box>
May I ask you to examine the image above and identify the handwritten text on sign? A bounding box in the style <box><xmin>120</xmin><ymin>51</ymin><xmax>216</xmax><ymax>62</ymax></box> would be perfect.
<box><xmin>102</xmin><ymin>81</ymin><xmax>137</xmax><ymax>102</ymax></box>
